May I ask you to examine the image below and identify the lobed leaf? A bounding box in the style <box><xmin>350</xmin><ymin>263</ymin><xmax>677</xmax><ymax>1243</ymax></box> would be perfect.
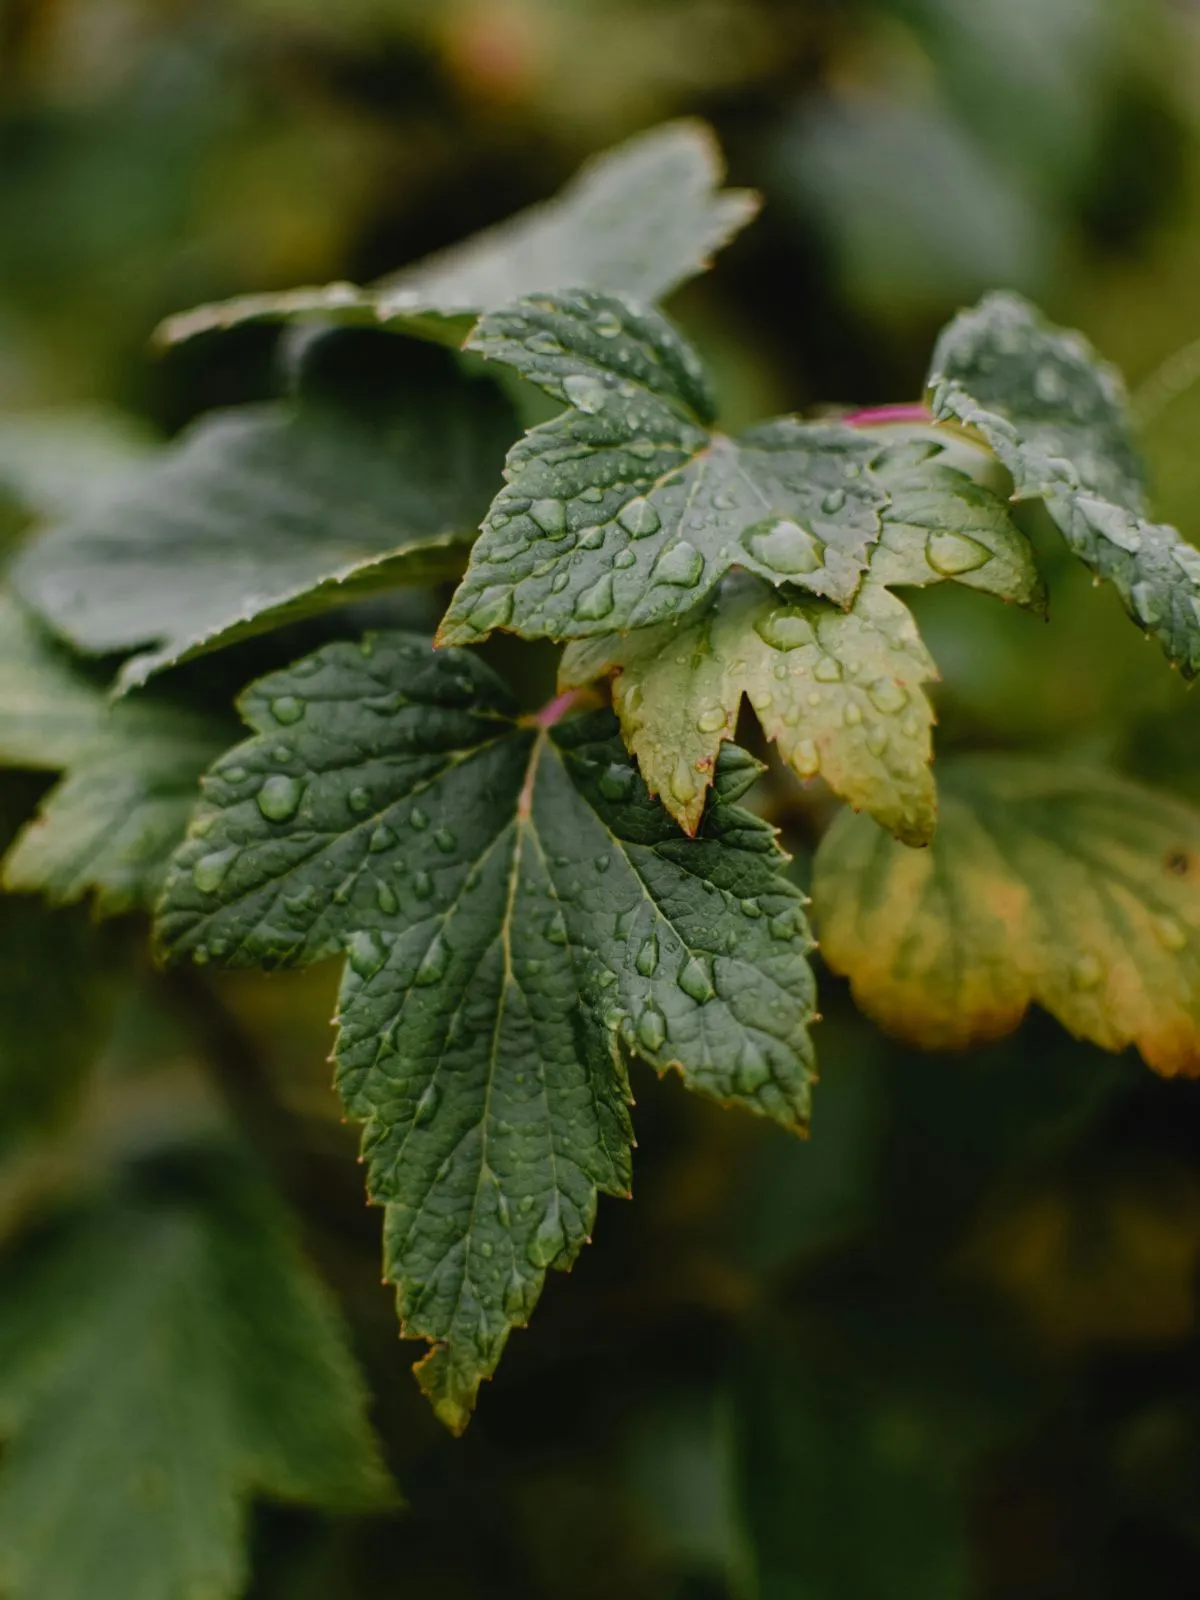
<box><xmin>11</xmin><ymin>338</ymin><xmax>514</xmax><ymax>693</ymax></box>
<box><xmin>812</xmin><ymin>755</ymin><xmax>1200</xmax><ymax>1075</ymax></box>
<box><xmin>156</xmin><ymin>633</ymin><xmax>816</xmax><ymax>1429</ymax></box>
<box><xmin>157</xmin><ymin>120</ymin><xmax>759</xmax><ymax>349</ymax></box>
<box><xmin>438</xmin><ymin>290</ymin><xmax>888</xmax><ymax>646</ymax></box>
<box><xmin>928</xmin><ymin>290</ymin><xmax>1200</xmax><ymax>675</ymax></box>
<box><xmin>561</xmin><ymin>440</ymin><xmax>1042</xmax><ymax>839</ymax></box>
<box><xmin>0</xmin><ymin>1154</ymin><xmax>392</xmax><ymax>1600</ymax></box>
<box><xmin>0</xmin><ymin>593</ymin><xmax>231</xmax><ymax>915</ymax></box>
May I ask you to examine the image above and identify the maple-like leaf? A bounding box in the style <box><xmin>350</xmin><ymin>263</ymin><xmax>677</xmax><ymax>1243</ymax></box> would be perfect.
<box><xmin>0</xmin><ymin>593</ymin><xmax>231</xmax><ymax>915</ymax></box>
<box><xmin>928</xmin><ymin>290</ymin><xmax>1200</xmax><ymax>676</ymax></box>
<box><xmin>438</xmin><ymin>290</ymin><xmax>890</xmax><ymax>647</ymax></box>
<box><xmin>156</xmin><ymin>120</ymin><xmax>758</xmax><ymax>349</ymax></box>
<box><xmin>11</xmin><ymin>336</ymin><xmax>514</xmax><ymax>692</ymax></box>
<box><xmin>0</xmin><ymin>1150</ymin><xmax>393</xmax><ymax>1600</ymax></box>
<box><xmin>561</xmin><ymin>439</ymin><xmax>1043</xmax><ymax>840</ymax></box>
<box><xmin>156</xmin><ymin>633</ymin><xmax>816</xmax><ymax>1429</ymax></box>
<box><xmin>812</xmin><ymin>755</ymin><xmax>1200</xmax><ymax>1074</ymax></box>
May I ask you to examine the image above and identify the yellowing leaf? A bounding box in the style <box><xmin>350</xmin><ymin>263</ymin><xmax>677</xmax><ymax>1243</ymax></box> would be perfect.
<box><xmin>812</xmin><ymin>756</ymin><xmax>1200</xmax><ymax>1075</ymax></box>
<box><xmin>561</xmin><ymin>576</ymin><xmax>938</xmax><ymax>844</ymax></box>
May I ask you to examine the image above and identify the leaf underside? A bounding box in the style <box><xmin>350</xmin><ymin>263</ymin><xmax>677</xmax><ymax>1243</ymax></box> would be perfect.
<box><xmin>0</xmin><ymin>593</ymin><xmax>230</xmax><ymax>916</ymax></box>
<box><xmin>156</xmin><ymin>120</ymin><xmax>759</xmax><ymax>349</ymax></box>
<box><xmin>928</xmin><ymin>290</ymin><xmax>1200</xmax><ymax>676</ymax></box>
<box><xmin>0</xmin><ymin>1155</ymin><xmax>392</xmax><ymax>1600</ymax></box>
<box><xmin>812</xmin><ymin>755</ymin><xmax>1200</xmax><ymax>1075</ymax></box>
<box><xmin>156</xmin><ymin>633</ymin><xmax>816</xmax><ymax>1429</ymax></box>
<box><xmin>11</xmin><ymin>338</ymin><xmax>514</xmax><ymax>693</ymax></box>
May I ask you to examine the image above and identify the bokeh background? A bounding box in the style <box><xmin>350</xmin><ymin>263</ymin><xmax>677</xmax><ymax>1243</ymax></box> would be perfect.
<box><xmin>6</xmin><ymin>1</ymin><xmax>1200</xmax><ymax>1595</ymax></box>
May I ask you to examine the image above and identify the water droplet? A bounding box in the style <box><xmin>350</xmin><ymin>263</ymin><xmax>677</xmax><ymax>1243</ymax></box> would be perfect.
<box><xmin>1172</xmin><ymin>543</ymin><xmax>1200</xmax><ymax>584</ymax></box>
<box><xmin>1154</xmin><ymin>914</ymin><xmax>1187</xmax><ymax>951</ymax></box>
<box><xmin>530</xmin><ymin>498</ymin><xmax>567</xmax><ymax>535</ymax></box>
<box><xmin>412</xmin><ymin>870</ymin><xmax>434</xmax><ymax>900</ymax></box>
<box><xmin>578</xmin><ymin>524</ymin><xmax>605</xmax><ymax>549</ymax></box>
<box><xmin>637</xmin><ymin>1006</ymin><xmax>667</xmax><ymax>1052</ymax></box>
<box><xmin>415</xmin><ymin>933</ymin><xmax>451</xmax><ymax>986</ymax></box>
<box><xmin>1130</xmin><ymin>580</ymin><xmax>1161</xmax><ymax>627</ymax></box>
<box><xmin>471</xmin><ymin>586</ymin><xmax>514</xmax><ymax>631</ymax></box>
<box><xmin>291</xmin><ymin>657</ymin><xmax>321</xmax><ymax>678</ymax></box>
<box><xmin>504</xmin><ymin>1270</ymin><xmax>526</xmax><ymax>1317</ymax></box>
<box><xmin>377</xmin><ymin>882</ymin><xmax>398</xmax><ymax>914</ymax></box>
<box><xmin>193</xmin><ymin>847</ymin><xmax>236</xmax><ymax>895</ymax></box>
<box><xmin>614</xmin><ymin>549</ymin><xmax>636</xmax><ymax>568</ymax></box>
<box><xmin>580</xmin><ymin>485</ymin><xmax>603</xmax><ymax>503</ymax></box>
<box><xmin>594</xmin><ymin>855</ymin><xmax>611</xmax><ymax>873</ymax></box>
<box><xmin>740</xmin><ymin>898</ymin><xmax>762</xmax><ymax>918</ymax></box>
<box><xmin>223</xmin><ymin>765</ymin><xmax>247</xmax><ymax>783</ymax></box>
<box><xmin>551</xmin><ymin>571</ymin><xmax>570</xmax><ymax>593</ymax></box>
<box><xmin>594</xmin><ymin>309</ymin><xmax>622</xmax><ymax>338</ymax></box>
<box><xmin>670</xmin><ymin>760</ymin><xmax>698</xmax><ymax>806</ymax></box>
<box><xmin>865</xmin><ymin>727</ymin><xmax>888</xmax><ymax>757</ymax></box>
<box><xmin>598</xmin><ymin>762</ymin><xmax>634</xmax><ymax>800</ymax></box>
<box><xmin>813</xmin><ymin>656</ymin><xmax>842</xmax><ymax>683</ymax></box>
<box><xmin>927</xmin><ymin>532</ymin><xmax>991</xmax><ymax>576</ymax></box>
<box><xmin>1034</xmin><ymin>362</ymin><xmax>1068</xmax><ymax>404</ymax></box>
<box><xmin>843</xmin><ymin>702</ymin><xmax>863</xmax><ymax>727</ymax></box>
<box><xmin>743</xmin><ymin>518</ymin><xmax>824</xmax><ymax>576</ymax></box>
<box><xmin>792</xmin><ymin>739</ymin><xmax>819</xmax><ymax>778</ymax></box>
<box><xmin>769</xmin><ymin>914</ymin><xmax>797</xmax><ymax>941</ymax></box>
<box><xmin>434</xmin><ymin>828</ymin><xmax>456</xmax><ymax>853</ymax></box>
<box><xmin>257</xmin><ymin>774</ymin><xmax>303</xmax><ymax>822</ymax></box>
<box><xmin>678</xmin><ymin>955</ymin><xmax>714</xmax><ymax>1004</ymax></box>
<box><xmin>528</xmin><ymin>1210</ymin><xmax>566</xmax><ymax>1268</ymax></box>
<box><xmin>369</xmin><ymin>824</ymin><xmax>396</xmax><ymax>853</ymax></box>
<box><xmin>544</xmin><ymin>913</ymin><xmax>568</xmax><ymax>945</ymax></box>
<box><xmin>496</xmin><ymin>1192</ymin><xmax>511</xmax><ymax>1228</ymax></box>
<box><xmin>409</xmin><ymin>807</ymin><xmax>429</xmax><ymax>831</ymax></box>
<box><xmin>635</xmin><ymin>935</ymin><xmax>659</xmax><ymax>976</ymax></box>
<box><xmin>1071</xmin><ymin>952</ymin><xmax>1103</xmax><ymax>990</ymax></box>
<box><xmin>736</xmin><ymin>1039</ymin><xmax>772</xmax><ymax>1095</ymax></box>
<box><xmin>617</xmin><ymin>497</ymin><xmax>662</xmax><ymax>539</ymax></box>
<box><xmin>575</xmin><ymin>572</ymin><xmax>615</xmax><ymax>621</ymax></box>
<box><xmin>696</xmin><ymin>705</ymin><xmax>727</xmax><ymax>733</ymax></box>
<box><xmin>347</xmin><ymin>786</ymin><xmax>371</xmax><ymax>814</ymax></box>
<box><xmin>755</xmin><ymin>611</ymin><xmax>811</xmax><ymax>652</ymax></box>
<box><xmin>270</xmin><ymin>695</ymin><xmax>303</xmax><ymax>725</ymax></box>
<box><xmin>414</xmin><ymin>1082</ymin><xmax>440</xmax><ymax>1126</ymax></box>
<box><xmin>821</xmin><ymin>487</ymin><xmax>846</xmax><ymax>515</ymax></box>
<box><xmin>564</xmin><ymin>373</ymin><xmax>608</xmax><ymax>414</ymax></box>
<box><xmin>867</xmin><ymin>679</ymin><xmax>908</xmax><ymax>715</ymax></box>
<box><xmin>348</xmin><ymin>928</ymin><xmax>387</xmax><ymax>980</ymax></box>
<box><xmin>653</xmin><ymin>540</ymin><xmax>704</xmax><ymax>587</ymax></box>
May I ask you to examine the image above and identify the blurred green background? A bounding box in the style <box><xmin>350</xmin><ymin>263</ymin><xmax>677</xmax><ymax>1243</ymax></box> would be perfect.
<box><xmin>7</xmin><ymin>0</ymin><xmax>1200</xmax><ymax>1595</ymax></box>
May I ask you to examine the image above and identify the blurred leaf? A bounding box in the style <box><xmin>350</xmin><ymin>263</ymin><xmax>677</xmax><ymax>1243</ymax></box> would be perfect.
<box><xmin>0</xmin><ymin>594</ymin><xmax>230</xmax><ymax>916</ymax></box>
<box><xmin>159</xmin><ymin>120</ymin><xmax>759</xmax><ymax>348</ymax></box>
<box><xmin>0</xmin><ymin>405</ymin><xmax>155</xmax><ymax>532</ymax></box>
<box><xmin>12</xmin><ymin>336</ymin><xmax>515</xmax><ymax>693</ymax></box>
<box><xmin>813</xmin><ymin>754</ymin><xmax>1200</xmax><ymax>1075</ymax></box>
<box><xmin>155</xmin><ymin>633</ymin><xmax>816</xmax><ymax>1428</ymax></box>
<box><xmin>0</xmin><ymin>1151</ymin><xmax>393</xmax><ymax>1600</ymax></box>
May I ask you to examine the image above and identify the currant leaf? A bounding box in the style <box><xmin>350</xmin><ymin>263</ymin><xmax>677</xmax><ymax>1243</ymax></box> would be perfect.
<box><xmin>928</xmin><ymin>290</ymin><xmax>1200</xmax><ymax>675</ymax></box>
<box><xmin>11</xmin><ymin>338</ymin><xmax>514</xmax><ymax>693</ymax></box>
<box><xmin>812</xmin><ymin>755</ymin><xmax>1200</xmax><ymax>1075</ymax></box>
<box><xmin>156</xmin><ymin>633</ymin><xmax>816</xmax><ymax>1429</ymax></box>
<box><xmin>157</xmin><ymin>120</ymin><xmax>759</xmax><ymax>349</ymax></box>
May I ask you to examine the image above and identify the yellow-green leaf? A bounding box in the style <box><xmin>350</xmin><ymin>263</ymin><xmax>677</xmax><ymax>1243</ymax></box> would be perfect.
<box><xmin>812</xmin><ymin>756</ymin><xmax>1200</xmax><ymax>1075</ymax></box>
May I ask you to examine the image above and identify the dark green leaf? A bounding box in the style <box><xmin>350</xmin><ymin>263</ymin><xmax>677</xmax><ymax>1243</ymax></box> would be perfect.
<box><xmin>156</xmin><ymin>634</ymin><xmax>816</xmax><ymax>1429</ymax></box>
<box><xmin>438</xmin><ymin>290</ymin><xmax>888</xmax><ymax>646</ymax></box>
<box><xmin>12</xmin><ymin>340</ymin><xmax>515</xmax><ymax>692</ymax></box>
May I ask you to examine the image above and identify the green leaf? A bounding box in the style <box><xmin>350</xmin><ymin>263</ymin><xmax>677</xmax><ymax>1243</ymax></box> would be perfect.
<box><xmin>560</xmin><ymin>441</ymin><xmax>1042</xmax><ymax>841</ymax></box>
<box><xmin>438</xmin><ymin>290</ymin><xmax>889</xmax><ymax>646</ymax></box>
<box><xmin>0</xmin><ymin>594</ymin><xmax>231</xmax><ymax>915</ymax></box>
<box><xmin>155</xmin><ymin>634</ymin><xmax>816</xmax><ymax>1429</ymax></box>
<box><xmin>11</xmin><ymin>338</ymin><xmax>515</xmax><ymax>692</ymax></box>
<box><xmin>0</xmin><ymin>405</ymin><xmax>155</xmax><ymax>528</ymax></box>
<box><xmin>928</xmin><ymin>290</ymin><xmax>1200</xmax><ymax>675</ymax></box>
<box><xmin>157</xmin><ymin>120</ymin><xmax>759</xmax><ymax>349</ymax></box>
<box><xmin>0</xmin><ymin>1153</ymin><xmax>393</xmax><ymax>1600</ymax></box>
<box><xmin>812</xmin><ymin>754</ymin><xmax>1200</xmax><ymax>1075</ymax></box>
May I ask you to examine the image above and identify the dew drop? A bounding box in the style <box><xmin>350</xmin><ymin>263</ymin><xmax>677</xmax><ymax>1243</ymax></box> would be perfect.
<box><xmin>743</xmin><ymin>518</ymin><xmax>824</xmax><ymax>576</ymax></box>
<box><xmin>617</xmin><ymin>497</ymin><xmax>662</xmax><ymax>539</ymax></box>
<box><xmin>551</xmin><ymin>571</ymin><xmax>570</xmax><ymax>593</ymax></box>
<box><xmin>224</xmin><ymin>765</ymin><xmax>247</xmax><ymax>783</ymax></box>
<box><xmin>413</xmin><ymin>1081</ymin><xmax>440</xmax><ymax>1126</ymax></box>
<box><xmin>867</xmin><ymin>679</ymin><xmax>908</xmax><ymax>715</ymax></box>
<box><xmin>409</xmin><ymin>807</ymin><xmax>429</xmax><ymax>831</ymax></box>
<box><xmin>434</xmin><ymin>828</ymin><xmax>456</xmax><ymax>853</ymax></box>
<box><xmin>269</xmin><ymin>695</ymin><xmax>304</xmax><ymax>725</ymax></box>
<box><xmin>755</xmin><ymin>612</ymin><xmax>810</xmax><ymax>652</ymax></box>
<box><xmin>471</xmin><ymin>586</ymin><xmax>514</xmax><ymax>631</ymax></box>
<box><xmin>414</xmin><ymin>933</ymin><xmax>451</xmax><ymax>986</ymax></box>
<box><xmin>369</xmin><ymin>824</ymin><xmax>396</xmax><ymax>853</ymax></box>
<box><xmin>813</xmin><ymin>656</ymin><xmax>842</xmax><ymax>683</ymax></box>
<box><xmin>578</xmin><ymin>524</ymin><xmax>605</xmax><ymax>549</ymax></box>
<box><xmin>580</xmin><ymin>485</ymin><xmax>604</xmax><ymax>503</ymax></box>
<box><xmin>792</xmin><ymin>739</ymin><xmax>819</xmax><ymax>778</ymax></box>
<box><xmin>348</xmin><ymin>928</ymin><xmax>387</xmax><ymax>980</ymax></box>
<box><xmin>927</xmin><ymin>532</ymin><xmax>991</xmax><ymax>576</ymax></box>
<box><xmin>1071</xmin><ymin>952</ymin><xmax>1103</xmax><ymax>990</ymax></box>
<box><xmin>347</xmin><ymin>786</ymin><xmax>371</xmax><ymax>815</ymax></box>
<box><xmin>740</xmin><ymin>898</ymin><xmax>762</xmax><ymax>918</ymax></box>
<box><xmin>821</xmin><ymin>487</ymin><xmax>847</xmax><ymax>515</ymax></box>
<box><xmin>530</xmin><ymin>498</ymin><xmax>567</xmax><ymax>535</ymax></box>
<box><xmin>635</xmin><ymin>935</ymin><xmax>659</xmax><ymax>977</ymax></box>
<box><xmin>1154</xmin><ymin>914</ymin><xmax>1188</xmax><ymax>951</ymax></box>
<box><xmin>1130</xmin><ymin>580</ymin><xmax>1162</xmax><ymax>627</ymax></box>
<box><xmin>257</xmin><ymin>774</ymin><xmax>303</xmax><ymax>822</ymax></box>
<box><xmin>497</xmin><ymin>1192</ymin><xmax>511</xmax><ymax>1228</ymax></box>
<box><xmin>653</xmin><ymin>540</ymin><xmax>704</xmax><ymax>587</ymax></box>
<box><xmin>564</xmin><ymin>373</ymin><xmax>608</xmax><ymax>414</ymax></box>
<box><xmin>843</xmin><ymin>702</ymin><xmax>864</xmax><ymax>727</ymax></box>
<box><xmin>670</xmin><ymin>760</ymin><xmax>698</xmax><ymax>806</ymax></box>
<box><xmin>193</xmin><ymin>847</ymin><xmax>237</xmax><ymax>895</ymax></box>
<box><xmin>412</xmin><ymin>870</ymin><xmax>434</xmax><ymax>900</ymax></box>
<box><xmin>594</xmin><ymin>309</ymin><xmax>622</xmax><ymax>338</ymax></box>
<box><xmin>637</xmin><ymin>1006</ymin><xmax>668</xmax><ymax>1052</ymax></box>
<box><xmin>598</xmin><ymin>762</ymin><xmax>634</xmax><ymax>800</ymax></box>
<box><xmin>504</xmin><ymin>1271</ymin><xmax>526</xmax><ymax>1317</ymax></box>
<box><xmin>614</xmin><ymin>549</ymin><xmax>636</xmax><ymax>568</ymax></box>
<box><xmin>575</xmin><ymin>572</ymin><xmax>615</xmax><ymax>621</ymax></box>
<box><xmin>865</xmin><ymin>727</ymin><xmax>888</xmax><ymax>757</ymax></box>
<box><xmin>544</xmin><ymin>914</ymin><xmax>568</xmax><ymax>946</ymax></box>
<box><xmin>696</xmin><ymin>705</ymin><xmax>727</xmax><ymax>734</ymax></box>
<box><xmin>1172</xmin><ymin>543</ymin><xmax>1200</xmax><ymax>584</ymax></box>
<box><xmin>376</xmin><ymin>882</ymin><xmax>398</xmax><ymax>914</ymax></box>
<box><xmin>736</xmin><ymin>1039</ymin><xmax>773</xmax><ymax>1096</ymax></box>
<box><xmin>1034</xmin><ymin>362</ymin><xmax>1068</xmax><ymax>404</ymax></box>
<box><xmin>678</xmin><ymin>954</ymin><xmax>714</xmax><ymax>1004</ymax></box>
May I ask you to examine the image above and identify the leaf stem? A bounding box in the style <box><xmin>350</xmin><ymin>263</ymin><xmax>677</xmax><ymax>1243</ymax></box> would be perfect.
<box><xmin>843</xmin><ymin>402</ymin><xmax>935</xmax><ymax>428</ymax></box>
